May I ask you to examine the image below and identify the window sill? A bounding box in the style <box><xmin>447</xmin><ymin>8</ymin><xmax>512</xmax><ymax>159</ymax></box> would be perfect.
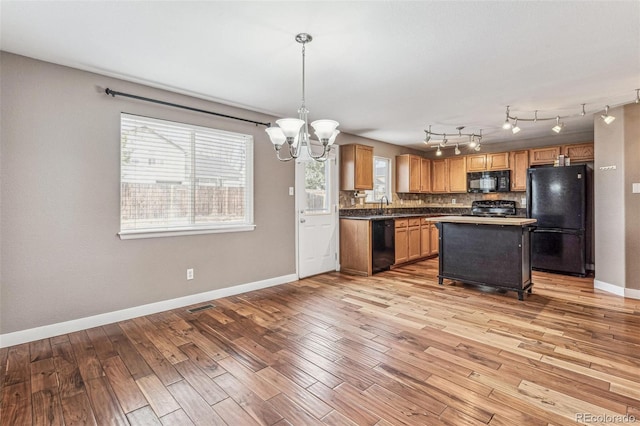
<box><xmin>118</xmin><ymin>224</ymin><xmax>256</xmax><ymax>240</ymax></box>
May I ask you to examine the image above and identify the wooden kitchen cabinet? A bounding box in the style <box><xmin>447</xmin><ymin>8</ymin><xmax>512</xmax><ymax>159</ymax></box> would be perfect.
<box><xmin>420</xmin><ymin>218</ymin><xmax>431</xmax><ymax>257</ymax></box>
<box><xmin>529</xmin><ymin>146</ymin><xmax>560</xmax><ymax>166</ymax></box>
<box><xmin>340</xmin><ymin>219</ymin><xmax>372</xmax><ymax>276</ymax></box>
<box><xmin>448</xmin><ymin>156</ymin><xmax>467</xmax><ymax>193</ymax></box>
<box><xmin>396</xmin><ymin>155</ymin><xmax>431</xmax><ymax>193</ymax></box>
<box><xmin>408</xmin><ymin>218</ymin><xmax>421</xmax><ymax>261</ymax></box>
<box><xmin>467</xmin><ymin>154</ymin><xmax>487</xmax><ymax>172</ymax></box>
<box><xmin>487</xmin><ymin>152</ymin><xmax>510</xmax><ymax>170</ymax></box>
<box><xmin>429</xmin><ymin>223</ymin><xmax>439</xmax><ymax>255</ymax></box>
<box><xmin>431</xmin><ymin>159</ymin><xmax>448</xmax><ymax>193</ymax></box>
<box><xmin>562</xmin><ymin>142</ymin><xmax>594</xmax><ymax>162</ymax></box>
<box><xmin>420</xmin><ymin>157</ymin><xmax>431</xmax><ymax>193</ymax></box>
<box><xmin>394</xmin><ymin>219</ymin><xmax>409</xmax><ymax>265</ymax></box>
<box><xmin>510</xmin><ymin>150</ymin><xmax>529</xmax><ymax>192</ymax></box>
<box><xmin>340</xmin><ymin>144</ymin><xmax>373</xmax><ymax>190</ymax></box>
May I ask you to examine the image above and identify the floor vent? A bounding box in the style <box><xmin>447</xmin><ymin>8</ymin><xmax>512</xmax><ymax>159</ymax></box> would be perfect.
<box><xmin>187</xmin><ymin>304</ymin><xmax>215</xmax><ymax>314</ymax></box>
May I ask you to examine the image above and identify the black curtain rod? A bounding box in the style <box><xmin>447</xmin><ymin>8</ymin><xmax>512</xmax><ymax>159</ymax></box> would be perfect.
<box><xmin>105</xmin><ymin>88</ymin><xmax>271</xmax><ymax>128</ymax></box>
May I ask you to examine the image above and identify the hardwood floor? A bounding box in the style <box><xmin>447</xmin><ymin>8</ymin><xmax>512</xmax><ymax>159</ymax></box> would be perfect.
<box><xmin>2</xmin><ymin>258</ymin><xmax>639</xmax><ymax>425</ymax></box>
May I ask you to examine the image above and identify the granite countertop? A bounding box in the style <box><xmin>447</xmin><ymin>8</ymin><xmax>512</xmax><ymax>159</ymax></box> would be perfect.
<box><xmin>429</xmin><ymin>216</ymin><xmax>537</xmax><ymax>226</ymax></box>
<box><xmin>339</xmin><ymin>213</ymin><xmax>447</xmax><ymax>220</ymax></box>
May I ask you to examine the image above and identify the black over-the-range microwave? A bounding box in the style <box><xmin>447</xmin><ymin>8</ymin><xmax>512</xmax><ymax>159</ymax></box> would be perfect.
<box><xmin>467</xmin><ymin>170</ymin><xmax>510</xmax><ymax>193</ymax></box>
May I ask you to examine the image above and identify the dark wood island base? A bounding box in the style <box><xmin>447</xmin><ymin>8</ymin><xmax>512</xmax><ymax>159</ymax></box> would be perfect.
<box><xmin>431</xmin><ymin>216</ymin><xmax>537</xmax><ymax>301</ymax></box>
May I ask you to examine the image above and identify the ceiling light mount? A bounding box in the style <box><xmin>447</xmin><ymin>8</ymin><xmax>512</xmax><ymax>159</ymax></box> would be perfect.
<box><xmin>265</xmin><ymin>33</ymin><xmax>339</xmax><ymax>162</ymax></box>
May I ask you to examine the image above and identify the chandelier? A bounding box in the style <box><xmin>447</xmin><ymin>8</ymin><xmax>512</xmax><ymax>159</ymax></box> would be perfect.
<box><xmin>265</xmin><ymin>33</ymin><xmax>340</xmax><ymax>162</ymax></box>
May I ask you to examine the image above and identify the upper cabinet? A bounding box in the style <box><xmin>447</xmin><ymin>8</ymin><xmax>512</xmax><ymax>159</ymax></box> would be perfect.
<box><xmin>467</xmin><ymin>154</ymin><xmax>487</xmax><ymax>172</ymax></box>
<box><xmin>448</xmin><ymin>156</ymin><xmax>467</xmax><ymax>193</ymax></box>
<box><xmin>466</xmin><ymin>152</ymin><xmax>509</xmax><ymax>171</ymax></box>
<box><xmin>562</xmin><ymin>142</ymin><xmax>594</xmax><ymax>162</ymax></box>
<box><xmin>529</xmin><ymin>146</ymin><xmax>561</xmax><ymax>166</ymax></box>
<box><xmin>420</xmin><ymin>157</ymin><xmax>431</xmax><ymax>193</ymax></box>
<box><xmin>340</xmin><ymin>144</ymin><xmax>373</xmax><ymax>191</ymax></box>
<box><xmin>510</xmin><ymin>150</ymin><xmax>529</xmax><ymax>192</ymax></box>
<box><xmin>431</xmin><ymin>159</ymin><xmax>448</xmax><ymax>193</ymax></box>
<box><xmin>396</xmin><ymin>155</ymin><xmax>431</xmax><ymax>193</ymax></box>
<box><xmin>487</xmin><ymin>152</ymin><xmax>510</xmax><ymax>170</ymax></box>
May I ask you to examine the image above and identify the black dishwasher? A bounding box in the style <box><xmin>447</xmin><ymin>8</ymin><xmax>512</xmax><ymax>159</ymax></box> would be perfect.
<box><xmin>372</xmin><ymin>219</ymin><xmax>395</xmax><ymax>273</ymax></box>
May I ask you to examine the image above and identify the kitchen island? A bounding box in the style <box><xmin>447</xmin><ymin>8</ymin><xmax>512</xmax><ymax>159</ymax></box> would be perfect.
<box><xmin>430</xmin><ymin>216</ymin><xmax>537</xmax><ymax>300</ymax></box>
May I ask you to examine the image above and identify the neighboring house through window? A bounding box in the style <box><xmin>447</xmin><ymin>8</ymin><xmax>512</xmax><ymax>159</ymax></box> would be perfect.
<box><xmin>365</xmin><ymin>156</ymin><xmax>392</xmax><ymax>203</ymax></box>
<box><xmin>120</xmin><ymin>113</ymin><xmax>254</xmax><ymax>238</ymax></box>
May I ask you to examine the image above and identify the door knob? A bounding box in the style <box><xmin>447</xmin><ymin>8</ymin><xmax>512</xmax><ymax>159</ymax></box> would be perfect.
<box><xmin>300</xmin><ymin>219</ymin><xmax>306</xmax><ymax>223</ymax></box>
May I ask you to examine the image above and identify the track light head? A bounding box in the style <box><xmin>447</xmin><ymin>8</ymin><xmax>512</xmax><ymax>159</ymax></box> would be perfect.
<box><xmin>454</xmin><ymin>144</ymin><xmax>461</xmax><ymax>155</ymax></box>
<box><xmin>552</xmin><ymin>116</ymin><xmax>564</xmax><ymax>133</ymax></box>
<box><xmin>636</xmin><ymin>89</ymin><xmax>640</xmax><ymax>104</ymax></box>
<box><xmin>601</xmin><ymin>105</ymin><xmax>616</xmax><ymax>124</ymax></box>
<box><xmin>502</xmin><ymin>106</ymin><xmax>512</xmax><ymax>129</ymax></box>
<box><xmin>474</xmin><ymin>144</ymin><xmax>481</xmax><ymax>152</ymax></box>
<box><xmin>511</xmin><ymin>118</ymin><xmax>521</xmax><ymax>134</ymax></box>
<box><xmin>435</xmin><ymin>146</ymin><xmax>442</xmax><ymax>156</ymax></box>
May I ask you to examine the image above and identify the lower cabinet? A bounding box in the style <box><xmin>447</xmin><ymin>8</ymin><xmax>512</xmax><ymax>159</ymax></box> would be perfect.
<box><xmin>429</xmin><ymin>223</ymin><xmax>439</xmax><ymax>255</ymax></box>
<box><xmin>394</xmin><ymin>219</ymin><xmax>409</xmax><ymax>265</ymax></box>
<box><xmin>408</xmin><ymin>218</ymin><xmax>421</xmax><ymax>261</ymax></box>
<box><xmin>395</xmin><ymin>217</ymin><xmax>438</xmax><ymax>266</ymax></box>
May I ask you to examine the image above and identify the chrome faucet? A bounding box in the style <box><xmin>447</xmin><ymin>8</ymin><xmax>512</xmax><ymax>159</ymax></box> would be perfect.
<box><xmin>378</xmin><ymin>195</ymin><xmax>389</xmax><ymax>215</ymax></box>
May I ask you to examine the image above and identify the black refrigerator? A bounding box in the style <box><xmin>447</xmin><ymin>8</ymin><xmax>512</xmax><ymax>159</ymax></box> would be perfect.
<box><xmin>526</xmin><ymin>165</ymin><xmax>588</xmax><ymax>276</ymax></box>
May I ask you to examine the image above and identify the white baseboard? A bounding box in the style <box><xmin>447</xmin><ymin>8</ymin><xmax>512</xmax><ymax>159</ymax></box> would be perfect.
<box><xmin>594</xmin><ymin>279</ymin><xmax>640</xmax><ymax>299</ymax></box>
<box><xmin>0</xmin><ymin>273</ymin><xmax>298</xmax><ymax>348</ymax></box>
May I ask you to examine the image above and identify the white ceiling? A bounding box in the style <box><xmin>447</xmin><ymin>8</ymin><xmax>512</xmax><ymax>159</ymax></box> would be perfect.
<box><xmin>2</xmin><ymin>1</ymin><xmax>639</xmax><ymax>152</ymax></box>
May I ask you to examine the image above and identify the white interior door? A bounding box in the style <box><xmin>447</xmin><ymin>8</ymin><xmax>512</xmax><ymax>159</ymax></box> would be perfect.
<box><xmin>295</xmin><ymin>151</ymin><xmax>339</xmax><ymax>279</ymax></box>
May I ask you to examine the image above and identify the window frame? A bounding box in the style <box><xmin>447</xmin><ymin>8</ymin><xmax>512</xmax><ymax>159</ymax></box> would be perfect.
<box><xmin>118</xmin><ymin>113</ymin><xmax>255</xmax><ymax>240</ymax></box>
<box><xmin>365</xmin><ymin>156</ymin><xmax>392</xmax><ymax>203</ymax></box>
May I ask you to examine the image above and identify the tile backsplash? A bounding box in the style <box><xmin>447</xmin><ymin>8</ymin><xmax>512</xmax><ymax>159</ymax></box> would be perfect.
<box><xmin>340</xmin><ymin>190</ymin><xmax>526</xmax><ymax>209</ymax></box>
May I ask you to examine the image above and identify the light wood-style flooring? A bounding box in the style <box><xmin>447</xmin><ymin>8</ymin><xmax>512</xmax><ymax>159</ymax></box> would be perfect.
<box><xmin>2</xmin><ymin>258</ymin><xmax>639</xmax><ymax>425</ymax></box>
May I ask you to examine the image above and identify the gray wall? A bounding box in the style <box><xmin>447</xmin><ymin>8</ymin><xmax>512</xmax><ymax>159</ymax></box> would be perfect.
<box><xmin>624</xmin><ymin>104</ymin><xmax>640</xmax><ymax>290</ymax></box>
<box><xmin>594</xmin><ymin>103</ymin><xmax>640</xmax><ymax>291</ymax></box>
<box><xmin>0</xmin><ymin>52</ymin><xmax>296</xmax><ymax>334</ymax></box>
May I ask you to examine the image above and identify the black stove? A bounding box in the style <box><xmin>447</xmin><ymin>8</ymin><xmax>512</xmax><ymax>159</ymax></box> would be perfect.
<box><xmin>467</xmin><ymin>200</ymin><xmax>517</xmax><ymax>217</ymax></box>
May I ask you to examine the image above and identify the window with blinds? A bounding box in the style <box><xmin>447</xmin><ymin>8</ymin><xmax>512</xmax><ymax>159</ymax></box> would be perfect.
<box><xmin>119</xmin><ymin>113</ymin><xmax>254</xmax><ymax>238</ymax></box>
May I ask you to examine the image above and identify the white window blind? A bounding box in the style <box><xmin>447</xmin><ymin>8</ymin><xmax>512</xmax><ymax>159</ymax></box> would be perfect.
<box><xmin>120</xmin><ymin>113</ymin><xmax>254</xmax><ymax>238</ymax></box>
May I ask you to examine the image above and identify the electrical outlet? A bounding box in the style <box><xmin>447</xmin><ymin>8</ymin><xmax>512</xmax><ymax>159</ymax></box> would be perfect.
<box><xmin>521</xmin><ymin>197</ymin><xmax>527</xmax><ymax>207</ymax></box>
<box><xmin>451</xmin><ymin>199</ymin><xmax>456</xmax><ymax>204</ymax></box>
<box><xmin>187</xmin><ymin>268</ymin><xmax>194</xmax><ymax>280</ymax></box>
<box><xmin>288</xmin><ymin>187</ymin><xmax>294</xmax><ymax>196</ymax></box>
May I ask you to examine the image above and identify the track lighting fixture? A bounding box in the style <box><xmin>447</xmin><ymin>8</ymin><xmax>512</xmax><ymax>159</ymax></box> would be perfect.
<box><xmin>552</xmin><ymin>116</ymin><xmax>564</xmax><ymax>133</ymax></box>
<box><xmin>474</xmin><ymin>144</ymin><xmax>481</xmax><ymax>152</ymax></box>
<box><xmin>502</xmin><ymin>90</ymin><xmax>637</xmax><ymax>136</ymax></box>
<box><xmin>600</xmin><ymin>105</ymin><xmax>616</xmax><ymax>124</ymax></box>
<box><xmin>511</xmin><ymin>118</ymin><xmax>521</xmax><ymax>134</ymax></box>
<box><xmin>424</xmin><ymin>125</ymin><xmax>482</xmax><ymax>154</ymax></box>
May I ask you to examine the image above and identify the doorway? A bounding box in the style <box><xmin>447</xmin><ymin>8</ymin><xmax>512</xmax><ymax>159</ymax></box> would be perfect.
<box><xmin>295</xmin><ymin>151</ymin><xmax>339</xmax><ymax>278</ymax></box>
